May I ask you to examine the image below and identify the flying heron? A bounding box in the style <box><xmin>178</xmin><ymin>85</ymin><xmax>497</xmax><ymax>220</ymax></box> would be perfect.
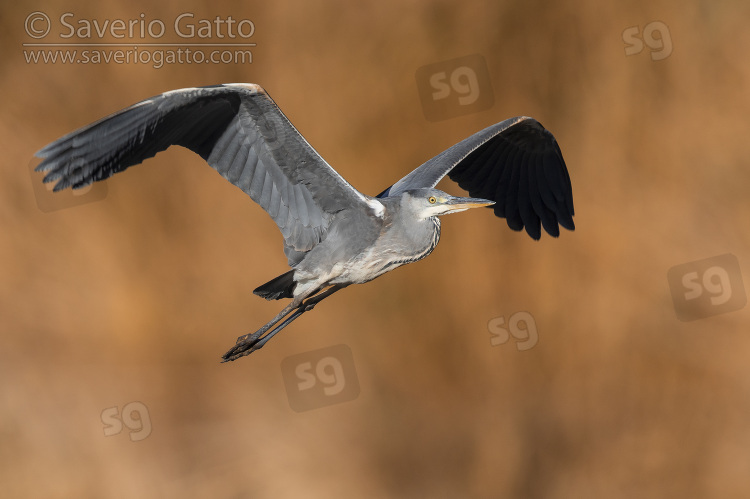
<box><xmin>35</xmin><ymin>83</ymin><xmax>574</xmax><ymax>362</ymax></box>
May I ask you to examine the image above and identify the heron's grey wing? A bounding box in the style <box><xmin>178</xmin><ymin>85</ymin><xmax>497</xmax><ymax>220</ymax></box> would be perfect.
<box><xmin>381</xmin><ymin>117</ymin><xmax>574</xmax><ymax>240</ymax></box>
<box><xmin>35</xmin><ymin>84</ymin><xmax>374</xmax><ymax>263</ymax></box>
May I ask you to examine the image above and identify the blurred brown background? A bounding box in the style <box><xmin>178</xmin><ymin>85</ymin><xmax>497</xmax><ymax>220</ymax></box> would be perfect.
<box><xmin>3</xmin><ymin>0</ymin><xmax>750</xmax><ymax>497</ymax></box>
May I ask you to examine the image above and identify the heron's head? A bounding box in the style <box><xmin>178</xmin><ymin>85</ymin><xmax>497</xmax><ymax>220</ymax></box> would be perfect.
<box><xmin>402</xmin><ymin>188</ymin><xmax>495</xmax><ymax>219</ymax></box>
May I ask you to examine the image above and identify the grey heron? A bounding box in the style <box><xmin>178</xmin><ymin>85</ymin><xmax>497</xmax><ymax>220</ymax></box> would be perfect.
<box><xmin>35</xmin><ymin>83</ymin><xmax>574</xmax><ymax>362</ymax></box>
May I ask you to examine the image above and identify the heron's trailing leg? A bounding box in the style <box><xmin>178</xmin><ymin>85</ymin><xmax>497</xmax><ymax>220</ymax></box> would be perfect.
<box><xmin>221</xmin><ymin>285</ymin><xmax>346</xmax><ymax>362</ymax></box>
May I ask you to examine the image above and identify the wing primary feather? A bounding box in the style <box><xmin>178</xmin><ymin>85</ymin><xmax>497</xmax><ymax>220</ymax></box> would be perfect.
<box><xmin>529</xmin><ymin>152</ymin><xmax>559</xmax><ymax>237</ymax></box>
<box><xmin>554</xmin><ymin>141</ymin><xmax>575</xmax><ymax>216</ymax></box>
<box><xmin>536</xmin><ymin>153</ymin><xmax>560</xmax><ymax>212</ymax></box>
<box><xmin>526</xmin><ymin>152</ymin><xmax>547</xmax><ymax>232</ymax></box>
<box><xmin>473</xmin><ymin>139</ymin><xmax>510</xmax><ymax>200</ymax></box>
<box><xmin>459</xmin><ymin>140</ymin><xmax>506</xmax><ymax>201</ymax></box>
<box><xmin>516</xmin><ymin>148</ymin><xmax>541</xmax><ymax>239</ymax></box>
<box><xmin>542</xmin><ymin>152</ymin><xmax>567</xmax><ymax>202</ymax></box>
<box><xmin>480</xmin><ymin>140</ymin><xmax>514</xmax><ymax>208</ymax></box>
<box><xmin>502</xmin><ymin>148</ymin><xmax>523</xmax><ymax>232</ymax></box>
<box><xmin>494</xmin><ymin>143</ymin><xmax>521</xmax><ymax>220</ymax></box>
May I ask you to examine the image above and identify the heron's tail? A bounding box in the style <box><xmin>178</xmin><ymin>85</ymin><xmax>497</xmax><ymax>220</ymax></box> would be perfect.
<box><xmin>253</xmin><ymin>270</ymin><xmax>295</xmax><ymax>300</ymax></box>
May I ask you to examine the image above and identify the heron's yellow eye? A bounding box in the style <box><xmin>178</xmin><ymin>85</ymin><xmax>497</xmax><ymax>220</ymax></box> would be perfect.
<box><xmin>428</xmin><ymin>196</ymin><xmax>437</xmax><ymax>204</ymax></box>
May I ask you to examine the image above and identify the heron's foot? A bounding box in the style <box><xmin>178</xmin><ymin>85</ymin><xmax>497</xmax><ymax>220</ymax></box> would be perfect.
<box><xmin>222</xmin><ymin>320</ymin><xmax>286</xmax><ymax>361</ymax></box>
<box><xmin>221</xmin><ymin>336</ymin><xmax>263</xmax><ymax>362</ymax></box>
<box><xmin>221</xmin><ymin>321</ymin><xmax>276</xmax><ymax>362</ymax></box>
<box><xmin>220</xmin><ymin>306</ymin><xmax>305</xmax><ymax>362</ymax></box>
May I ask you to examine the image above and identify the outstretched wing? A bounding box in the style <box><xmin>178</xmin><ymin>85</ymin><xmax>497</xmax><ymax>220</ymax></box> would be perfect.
<box><xmin>379</xmin><ymin>117</ymin><xmax>574</xmax><ymax>239</ymax></box>
<box><xmin>35</xmin><ymin>83</ymin><xmax>376</xmax><ymax>264</ymax></box>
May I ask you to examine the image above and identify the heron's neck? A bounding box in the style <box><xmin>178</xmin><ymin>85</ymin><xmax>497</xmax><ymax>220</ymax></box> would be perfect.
<box><xmin>392</xmin><ymin>212</ymin><xmax>440</xmax><ymax>252</ymax></box>
<box><xmin>386</xmin><ymin>197</ymin><xmax>442</xmax><ymax>252</ymax></box>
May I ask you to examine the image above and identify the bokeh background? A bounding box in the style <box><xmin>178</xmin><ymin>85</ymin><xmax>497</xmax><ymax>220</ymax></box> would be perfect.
<box><xmin>3</xmin><ymin>0</ymin><xmax>750</xmax><ymax>497</ymax></box>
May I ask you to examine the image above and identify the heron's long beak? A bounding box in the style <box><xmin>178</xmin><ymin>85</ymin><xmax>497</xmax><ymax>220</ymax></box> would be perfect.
<box><xmin>444</xmin><ymin>196</ymin><xmax>495</xmax><ymax>213</ymax></box>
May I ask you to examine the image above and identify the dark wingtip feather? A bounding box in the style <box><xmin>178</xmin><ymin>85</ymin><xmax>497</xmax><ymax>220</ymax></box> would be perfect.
<box><xmin>559</xmin><ymin>217</ymin><xmax>575</xmax><ymax>232</ymax></box>
<box><xmin>524</xmin><ymin>220</ymin><xmax>542</xmax><ymax>240</ymax></box>
<box><xmin>442</xmin><ymin>117</ymin><xmax>574</xmax><ymax>240</ymax></box>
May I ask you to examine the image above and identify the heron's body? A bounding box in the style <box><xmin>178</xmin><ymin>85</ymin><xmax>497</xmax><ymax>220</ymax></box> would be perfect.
<box><xmin>292</xmin><ymin>193</ymin><xmax>441</xmax><ymax>293</ymax></box>
<box><xmin>35</xmin><ymin>83</ymin><xmax>575</xmax><ymax>361</ymax></box>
